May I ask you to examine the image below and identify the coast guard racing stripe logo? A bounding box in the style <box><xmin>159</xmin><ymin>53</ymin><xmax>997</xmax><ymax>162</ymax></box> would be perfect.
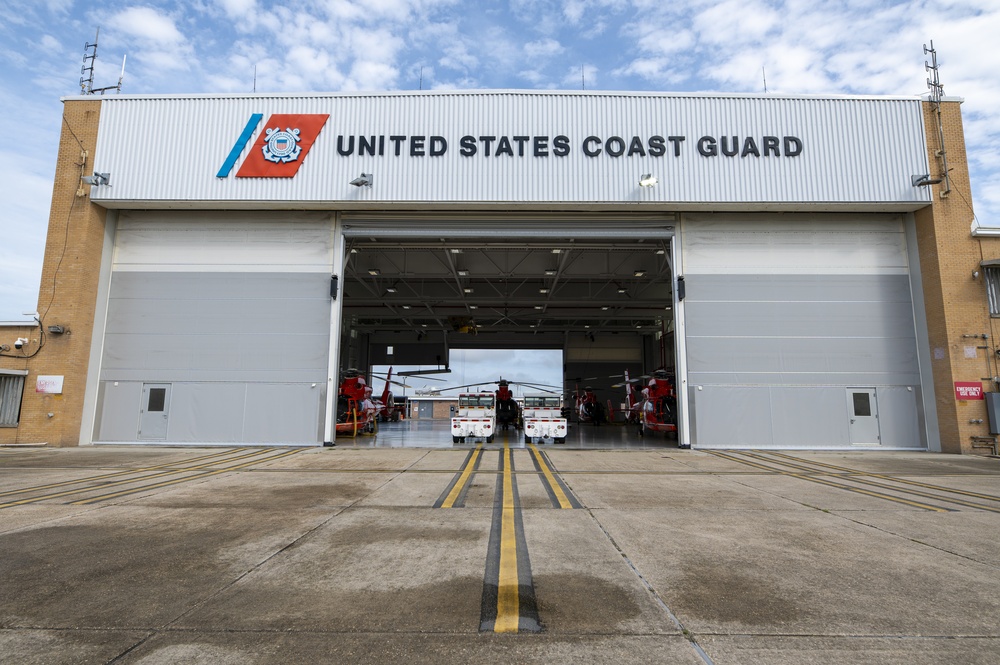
<box><xmin>217</xmin><ymin>113</ymin><xmax>329</xmax><ymax>178</ymax></box>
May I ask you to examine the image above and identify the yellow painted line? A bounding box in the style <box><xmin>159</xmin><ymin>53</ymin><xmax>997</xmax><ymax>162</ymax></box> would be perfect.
<box><xmin>528</xmin><ymin>443</ymin><xmax>572</xmax><ymax>509</ymax></box>
<box><xmin>70</xmin><ymin>449</ymin><xmax>302</xmax><ymax>505</ymax></box>
<box><xmin>0</xmin><ymin>448</ymin><xmax>244</xmax><ymax>498</ymax></box>
<box><xmin>495</xmin><ymin>441</ymin><xmax>520</xmax><ymax>633</ymax></box>
<box><xmin>708</xmin><ymin>451</ymin><xmax>951</xmax><ymax>512</ymax></box>
<box><xmin>0</xmin><ymin>448</ymin><xmax>277</xmax><ymax>509</ymax></box>
<box><xmin>440</xmin><ymin>445</ymin><xmax>482</xmax><ymax>509</ymax></box>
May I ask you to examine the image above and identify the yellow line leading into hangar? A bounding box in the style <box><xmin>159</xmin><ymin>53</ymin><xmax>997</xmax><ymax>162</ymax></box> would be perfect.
<box><xmin>495</xmin><ymin>441</ymin><xmax>520</xmax><ymax>633</ymax></box>
<box><xmin>440</xmin><ymin>445</ymin><xmax>482</xmax><ymax>509</ymax></box>
<box><xmin>708</xmin><ymin>451</ymin><xmax>951</xmax><ymax>513</ymax></box>
<box><xmin>528</xmin><ymin>443</ymin><xmax>572</xmax><ymax>509</ymax></box>
<box><xmin>69</xmin><ymin>449</ymin><xmax>302</xmax><ymax>505</ymax></box>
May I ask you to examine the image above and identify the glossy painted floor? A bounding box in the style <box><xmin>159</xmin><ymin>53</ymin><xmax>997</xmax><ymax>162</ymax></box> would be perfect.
<box><xmin>342</xmin><ymin>417</ymin><xmax>681</xmax><ymax>449</ymax></box>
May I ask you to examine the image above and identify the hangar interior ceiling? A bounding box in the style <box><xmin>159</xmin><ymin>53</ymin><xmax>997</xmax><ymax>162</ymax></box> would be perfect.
<box><xmin>341</xmin><ymin>234</ymin><xmax>675</xmax><ymax>348</ymax></box>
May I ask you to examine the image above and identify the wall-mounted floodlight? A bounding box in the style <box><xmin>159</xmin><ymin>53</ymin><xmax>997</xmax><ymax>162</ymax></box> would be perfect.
<box><xmin>911</xmin><ymin>174</ymin><xmax>942</xmax><ymax>187</ymax></box>
<box><xmin>639</xmin><ymin>173</ymin><xmax>657</xmax><ymax>187</ymax></box>
<box><xmin>367</xmin><ymin>268</ymin><xmax>380</xmax><ymax>276</ymax></box>
<box><xmin>633</xmin><ymin>270</ymin><xmax>646</xmax><ymax>277</ymax></box>
<box><xmin>82</xmin><ymin>172</ymin><xmax>111</xmax><ymax>186</ymax></box>
<box><xmin>350</xmin><ymin>173</ymin><xmax>373</xmax><ymax>187</ymax></box>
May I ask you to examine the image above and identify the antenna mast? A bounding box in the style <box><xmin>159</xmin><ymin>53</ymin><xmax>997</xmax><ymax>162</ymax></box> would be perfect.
<box><xmin>924</xmin><ymin>40</ymin><xmax>951</xmax><ymax>197</ymax></box>
<box><xmin>80</xmin><ymin>28</ymin><xmax>98</xmax><ymax>94</ymax></box>
<box><xmin>80</xmin><ymin>27</ymin><xmax>126</xmax><ymax>95</ymax></box>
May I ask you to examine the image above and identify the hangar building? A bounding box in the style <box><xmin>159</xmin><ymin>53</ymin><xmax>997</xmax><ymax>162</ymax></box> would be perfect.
<box><xmin>1</xmin><ymin>90</ymin><xmax>997</xmax><ymax>454</ymax></box>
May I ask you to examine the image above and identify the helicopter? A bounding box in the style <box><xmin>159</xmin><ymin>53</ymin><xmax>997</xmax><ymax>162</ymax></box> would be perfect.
<box><xmin>334</xmin><ymin>368</ymin><xmax>379</xmax><ymax>436</ymax></box>
<box><xmin>635</xmin><ymin>369</ymin><xmax>678</xmax><ymax>439</ymax></box>
<box><xmin>573</xmin><ymin>385</ymin><xmax>607</xmax><ymax>425</ymax></box>
<box><xmin>368</xmin><ymin>366</ymin><xmax>413</xmax><ymax>422</ymax></box>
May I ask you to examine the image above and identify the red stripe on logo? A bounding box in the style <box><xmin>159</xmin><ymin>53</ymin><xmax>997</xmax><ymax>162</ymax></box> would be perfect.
<box><xmin>236</xmin><ymin>114</ymin><xmax>329</xmax><ymax>178</ymax></box>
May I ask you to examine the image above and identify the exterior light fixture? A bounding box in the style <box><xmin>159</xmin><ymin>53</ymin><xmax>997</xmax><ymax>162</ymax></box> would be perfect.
<box><xmin>639</xmin><ymin>174</ymin><xmax>657</xmax><ymax>187</ymax></box>
<box><xmin>81</xmin><ymin>172</ymin><xmax>111</xmax><ymax>186</ymax></box>
<box><xmin>457</xmin><ymin>269</ymin><xmax>469</xmax><ymax>276</ymax></box>
<box><xmin>551</xmin><ymin>249</ymin><xmax>562</xmax><ymax>254</ymax></box>
<box><xmin>464</xmin><ymin>288</ymin><xmax>474</xmax><ymax>293</ymax></box>
<box><xmin>655</xmin><ymin>249</ymin><xmax>666</xmax><ymax>255</ymax></box>
<box><xmin>539</xmin><ymin>288</ymin><xmax>549</xmax><ymax>294</ymax></box>
<box><xmin>601</xmin><ymin>306</ymin><xmax>610</xmax><ymax>311</ymax></box>
<box><xmin>534</xmin><ymin>306</ymin><xmax>543</xmax><ymax>310</ymax></box>
<box><xmin>386</xmin><ymin>287</ymin><xmax>397</xmax><ymax>293</ymax></box>
<box><xmin>544</xmin><ymin>269</ymin><xmax>557</xmax><ymax>276</ymax></box>
<box><xmin>469</xmin><ymin>305</ymin><xmax>478</xmax><ymax>309</ymax></box>
<box><xmin>617</xmin><ymin>287</ymin><xmax>627</xmax><ymax>294</ymax></box>
<box><xmin>911</xmin><ymin>174</ymin><xmax>942</xmax><ymax>187</ymax></box>
<box><xmin>368</xmin><ymin>268</ymin><xmax>380</xmax><ymax>276</ymax></box>
<box><xmin>402</xmin><ymin>305</ymin><xmax>411</xmax><ymax>309</ymax></box>
<box><xmin>450</xmin><ymin>248</ymin><xmax>463</xmax><ymax>254</ymax></box>
<box><xmin>350</xmin><ymin>173</ymin><xmax>373</xmax><ymax>187</ymax></box>
<box><xmin>633</xmin><ymin>270</ymin><xmax>646</xmax><ymax>277</ymax></box>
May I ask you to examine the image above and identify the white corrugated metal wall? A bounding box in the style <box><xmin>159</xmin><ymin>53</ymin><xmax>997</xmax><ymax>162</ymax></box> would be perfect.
<box><xmin>86</xmin><ymin>91</ymin><xmax>931</xmax><ymax>208</ymax></box>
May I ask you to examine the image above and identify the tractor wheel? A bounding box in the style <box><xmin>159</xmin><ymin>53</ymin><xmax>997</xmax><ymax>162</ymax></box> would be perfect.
<box><xmin>524</xmin><ymin>434</ymin><xmax>530</xmax><ymax>443</ymax></box>
<box><xmin>486</xmin><ymin>435</ymin><xmax>494</xmax><ymax>443</ymax></box>
<box><xmin>453</xmin><ymin>436</ymin><xmax>460</xmax><ymax>444</ymax></box>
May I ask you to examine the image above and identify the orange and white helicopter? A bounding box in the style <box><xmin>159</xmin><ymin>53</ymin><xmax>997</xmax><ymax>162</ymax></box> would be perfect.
<box><xmin>335</xmin><ymin>368</ymin><xmax>379</xmax><ymax>436</ymax></box>
<box><xmin>569</xmin><ymin>383</ymin><xmax>608</xmax><ymax>425</ymax></box>
<box><xmin>369</xmin><ymin>366</ymin><xmax>412</xmax><ymax>422</ymax></box>
<box><xmin>634</xmin><ymin>369</ymin><xmax>678</xmax><ymax>439</ymax></box>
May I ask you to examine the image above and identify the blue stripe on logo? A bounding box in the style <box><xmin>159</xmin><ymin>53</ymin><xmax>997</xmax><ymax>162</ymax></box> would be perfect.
<box><xmin>216</xmin><ymin>113</ymin><xmax>264</xmax><ymax>178</ymax></box>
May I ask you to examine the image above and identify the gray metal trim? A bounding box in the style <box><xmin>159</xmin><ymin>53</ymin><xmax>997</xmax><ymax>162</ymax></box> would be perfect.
<box><xmin>80</xmin><ymin>211</ymin><xmax>118</xmax><ymax>446</ymax></box>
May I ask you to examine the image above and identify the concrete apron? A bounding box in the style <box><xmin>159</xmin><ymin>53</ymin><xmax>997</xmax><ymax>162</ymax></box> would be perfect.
<box><xmin>0</xmin><ymin>445</ymin><xmax>999</xmax><ymax>664</ymax></box>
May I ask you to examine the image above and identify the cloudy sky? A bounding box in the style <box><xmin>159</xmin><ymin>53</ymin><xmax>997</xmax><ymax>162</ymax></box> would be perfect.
<box><xmin>1</xmin><ymin>0</ymin><xmax>998</xmax><ymax>331</ymax></box>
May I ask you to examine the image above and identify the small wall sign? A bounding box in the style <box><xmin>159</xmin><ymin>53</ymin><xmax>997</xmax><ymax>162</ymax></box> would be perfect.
<box><xmin>36</xmin><ymin>375</ymin><xmax>65</xmax><ymax>394</ymax></box>
<box><xmin>954</xmin><ymin>381</ymin><xmax>984</xmax><ymax>400</ymax></box>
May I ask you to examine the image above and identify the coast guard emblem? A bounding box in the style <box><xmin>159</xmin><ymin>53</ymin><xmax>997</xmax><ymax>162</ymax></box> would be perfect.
<box><xmin>262</xmin><ymin>127</ymin><xmax>302</xmax><ymax>163</ymax></box>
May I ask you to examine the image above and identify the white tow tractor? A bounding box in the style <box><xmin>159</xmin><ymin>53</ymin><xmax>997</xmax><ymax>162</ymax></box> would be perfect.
<box><xmin>451</xmin><ymin>392</ymin><xmax>496</xmax><ymax>443</ymax></box>
<box><xmin>521</xmin><ymin>394</ymin><xmax>568</xmax><ymax>444</ymax></box>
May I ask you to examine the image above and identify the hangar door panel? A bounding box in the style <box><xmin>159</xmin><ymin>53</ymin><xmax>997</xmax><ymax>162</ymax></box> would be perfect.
<box><xmin>682</xmin><ymin>213</ymin><xmax>923</xmax><ymax>450</ymax></box>
<box><xmin>96</xmin><ymin>212</ymin><xmax>332</xmax><ymax>444</ymax></box>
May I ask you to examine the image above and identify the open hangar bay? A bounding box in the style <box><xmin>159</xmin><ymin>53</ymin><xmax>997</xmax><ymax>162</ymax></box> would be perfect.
<box><xmin>339</xmin><ymin>214</ymin><xmax>675</xmax><ymax>447</ymax></box>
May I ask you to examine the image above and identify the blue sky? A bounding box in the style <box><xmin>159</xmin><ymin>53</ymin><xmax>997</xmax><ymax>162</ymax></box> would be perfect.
<box><xmin>2</xmin><ymin>0</ymin><xmax>998</xmax><ymax>326</ymax></box>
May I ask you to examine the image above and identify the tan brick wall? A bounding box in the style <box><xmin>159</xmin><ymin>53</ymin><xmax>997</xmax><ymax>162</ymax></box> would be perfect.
<box><xmin>0</xmin><ymin>99</ymin><xmax>106</xmax><ymax>446</ymax></box>
<box><xmin>915</xmin><ymin>100</ymin><xmax>999</xmax><ymax>454</ymax></box>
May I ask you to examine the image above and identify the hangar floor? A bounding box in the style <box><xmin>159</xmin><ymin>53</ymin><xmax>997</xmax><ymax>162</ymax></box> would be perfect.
<box><xmin>340</xmin><ymin>418</ymin><xmax>681</xmax><ymax>449</ymax></box>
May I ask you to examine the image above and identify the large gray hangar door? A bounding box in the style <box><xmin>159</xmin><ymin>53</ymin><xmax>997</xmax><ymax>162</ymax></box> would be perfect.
<box><xmin>681</xmin><ymin>213</ymin><xmax>925</xmax><ymax>450</ymax></box>
<box><xmin>95</xmin><ymin>211</ymin><xmax>333</xmax><ymax>445</ymax></box>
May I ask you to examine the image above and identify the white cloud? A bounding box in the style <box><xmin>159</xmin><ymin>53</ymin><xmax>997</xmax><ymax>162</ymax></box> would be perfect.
<box><xmin>108</xmin><ymin>6</ymin><xmax>186</xmax><ymax>45</ymax></box>
<box><xmin>525</xmin><ymin>38</ymin><xmax>564</xmax><ymax>58</ymax></box>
